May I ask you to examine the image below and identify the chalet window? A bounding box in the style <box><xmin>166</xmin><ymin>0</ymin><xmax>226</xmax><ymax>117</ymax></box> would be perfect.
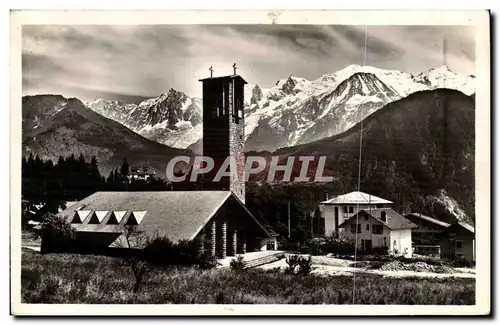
<box><xmin>351</xmin><ymin>224</ymin><xmax>361</xmax><ymax>234</ymax></box>
<box><xmin>456</xmin><ymin>240</ymin><xmax>463</xmax><ymax>250</ymax></box>
<box><xmin>372</xmin><ymin>225</ymin><xmax>383</xmax><ymax>234</ymax></box>
<box><xmin>349</xmin><ymin>206</ymin><xmax>354</xmax><ymax>213</ymax></box>
<box><xmin>343</xmin><ymin>206</ymin><xmax>348</xmax><ymax>213</ymax></box>
<box><xmin>366</xmin><ymin>224</ymin><xmax>370</xmax><ymax>231</ymax></box>
<box><xmin>380</xmin><ymin>211</ymin><xmax>387</xmax><ymax>222</ymax></box>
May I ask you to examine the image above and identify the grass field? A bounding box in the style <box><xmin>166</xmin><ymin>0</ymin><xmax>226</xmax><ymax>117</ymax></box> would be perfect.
<box><xmin>21</xmin><ymin>249</ymin><xmax>475</xmax><ymax>305</ymax></box>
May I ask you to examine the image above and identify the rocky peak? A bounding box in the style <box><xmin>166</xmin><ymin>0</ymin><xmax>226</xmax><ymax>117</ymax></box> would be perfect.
<box><xmin>281</xmin><ymin>76</ymin><xmax>298</xmax><ymax>95</ymax></box>
<box><xmin>251</xmin><ymin>85</ymin><xmax>263</xmax><ymax>104</ymax></box>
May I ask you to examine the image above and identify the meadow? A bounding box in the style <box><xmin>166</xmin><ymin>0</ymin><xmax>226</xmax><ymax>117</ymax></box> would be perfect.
<box><xmin>21</xmin><ymin>249</ymin><xmax>475</xmax><ymax>305</ymax></box>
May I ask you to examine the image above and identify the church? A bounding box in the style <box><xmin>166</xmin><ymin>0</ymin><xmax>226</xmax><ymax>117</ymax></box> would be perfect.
<box><xmin>54</xmin><ymin>67</ymin><xmax>278</xmax><ymax>258</ymax></box>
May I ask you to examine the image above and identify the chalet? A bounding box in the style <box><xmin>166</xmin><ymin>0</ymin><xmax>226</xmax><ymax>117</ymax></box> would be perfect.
<box><xmin>128</xmin><ymin>166</ymin><xmax>156</xmax><ymax>181</ymax></box>
<box><xmin>320</xmin><ymin>191</ymin><xmax>393</xmax><ymax>236</ymax></box>
<box><xmin>338</xmin><ymin>208</ymin><xmax>417</xmax><ymax>257</ymax></box>
<box><xmin>440</xmin><ymin>222</ymin><xmax>475</xmax><ymax>262</ymax></box>
<box><xmin>55</xmin><ymin>191</ymin><xmax>277</xmax><ymax>257</ymax></box>
<box><xmin>404</xmin><ymin>213</ymin><xmax>450</xmax><ymax>257</ymax></box>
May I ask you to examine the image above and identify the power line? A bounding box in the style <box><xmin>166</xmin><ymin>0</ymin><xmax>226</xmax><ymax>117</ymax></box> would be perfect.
<box><xmin>352</xmin><ymin>24</ymin><xmax>368</xmax><ymax>305</ymax></box>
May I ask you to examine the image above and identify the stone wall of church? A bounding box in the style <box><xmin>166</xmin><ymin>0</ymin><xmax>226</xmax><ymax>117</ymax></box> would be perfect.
<box><xmin>228</xmin><ymin>79</ymin><xmax>246</xmax><ymax>204</ymax></box>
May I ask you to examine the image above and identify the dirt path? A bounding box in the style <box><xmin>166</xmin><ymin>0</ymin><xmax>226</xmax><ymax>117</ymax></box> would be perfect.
<box><xmin>256</xmin><ymin>254</ymin><xmax>475</xmax><ymax>279</ymax></box>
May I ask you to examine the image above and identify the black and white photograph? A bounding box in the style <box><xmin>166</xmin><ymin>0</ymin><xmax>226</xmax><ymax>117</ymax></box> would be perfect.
<box><xmin>10</xmin><ymin>10</ymin><xmax>491</xmax><ymax>315</ymax></box>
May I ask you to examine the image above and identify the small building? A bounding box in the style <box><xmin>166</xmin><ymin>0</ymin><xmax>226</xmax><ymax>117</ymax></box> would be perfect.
<box><xmin>404</xmin><ymin>213</ymin><xmax>450</xmax><ymax>257</ymax></box>
<box><xmin>320</xmin><ymin>191</ymin><xmax>393</xmax><ymax>236</ymax></box>
<box><xmin>338</xmin><ymin>208</ymin><xmax>417</xmax><ymax>257</ymax></box>
<box><xmin>128</xmin><ymin>166</ymin><xmax>156</xmax><ymax>181</ymax></box>
<box><xmin>440</xmin><ymin>222</ymin><xmax>475</xmax><ymax>262</ymax></box>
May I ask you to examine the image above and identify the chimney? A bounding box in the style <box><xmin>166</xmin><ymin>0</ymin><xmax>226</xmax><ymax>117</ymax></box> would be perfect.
<box><xmin>324</xmin><ymin>191</ymin><xmax>329</xmax><ymax>201</ymax></box>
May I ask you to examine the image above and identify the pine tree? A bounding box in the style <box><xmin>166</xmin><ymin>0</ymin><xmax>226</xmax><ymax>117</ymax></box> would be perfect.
<box><xmin>120</xmin><ymin>158</ymin><xmax>129</xmax><ymax>177</ymax></box>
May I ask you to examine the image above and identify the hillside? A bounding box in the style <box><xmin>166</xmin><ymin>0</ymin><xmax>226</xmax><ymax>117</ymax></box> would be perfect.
<box><xmin>253</xmin><ymin>89</ymin><xmax>475</xmax><ymax>223</ymax></box>
<box><xmin>22</xmin><ymin>95</ymin><xmax>192</xmax><ymax>176</ymax></box>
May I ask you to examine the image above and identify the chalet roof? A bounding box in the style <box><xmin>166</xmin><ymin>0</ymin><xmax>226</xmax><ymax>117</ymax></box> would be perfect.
<box><xmin>321</xmin><ymin>191</ymin><xmax>393</xmax><ymax>205</ymax></box>
<box><xmin>456</xmin><ymin>221</ymin><xmax>475</xmax><ymax>234</ymax></box>
<box><xmin>339</xmin><ymin>208</ymin><xmax>417</xmax><ymax>230</ymax></box>
<box><xmin>406</xmin><ymin>213</ymin><xmax>451</xmax><ymax>228</ymax></box>
<box><xmin>198</xmin><ymin>74</ymin><xmax>247</xmax><ymax>84</ymax></box>
<box><xmin>58</xmin><ymin>191</ymin><xmax>270</xmax><ymax>243</ymax></box>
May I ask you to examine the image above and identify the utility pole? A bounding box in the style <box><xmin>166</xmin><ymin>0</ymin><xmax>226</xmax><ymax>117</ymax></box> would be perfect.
<box><xmin>287</xmin><ymin>200</ymin><xmax>291</xmax><ymax>239</ymax></box>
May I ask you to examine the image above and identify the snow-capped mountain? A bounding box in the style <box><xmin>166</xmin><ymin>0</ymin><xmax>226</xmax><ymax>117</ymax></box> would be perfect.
<box><xmin>243</xmin><ymin>64</ymin><xmax>475</xmax><ymax>152</ymax></box>
<box><xmin>85</xmin><ymin>64</ymin><xmax>475</xmax><ymax>153</ymax></box>
<box><xmin>414</xmin><ymin>65</ymin><xmax>475</xmax><ymax>96</ymax></box>
<box><xmin>86</xmin><ymin>89</ymin><xmax>202</xmax><ymax>149</ymax></box>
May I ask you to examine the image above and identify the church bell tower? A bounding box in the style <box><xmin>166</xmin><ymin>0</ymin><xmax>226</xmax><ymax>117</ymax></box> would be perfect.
<box><xmin>199</xmin><ymin>64</ymin><xmax>246</xmax><ymax>203</ymax></box>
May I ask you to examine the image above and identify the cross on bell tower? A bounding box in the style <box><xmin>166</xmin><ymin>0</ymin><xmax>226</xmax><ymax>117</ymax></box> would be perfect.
<box><xmin>209</xmin><ymin>66</ymin><xmax>214</xmax><ymax>78</ymax></box>
<box><xmin>233</xmin><ymin>63</ymin><xmax>237</xmax><ymax>75</ymax></box>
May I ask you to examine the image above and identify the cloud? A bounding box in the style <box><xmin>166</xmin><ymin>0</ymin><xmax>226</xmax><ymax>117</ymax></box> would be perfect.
<box><xmin>22</xmin><ymin>25</ymin><xmax>475</xmax><ymax>101</ymax></box>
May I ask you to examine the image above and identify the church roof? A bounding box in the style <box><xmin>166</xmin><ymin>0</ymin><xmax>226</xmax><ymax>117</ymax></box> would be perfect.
<box><xmin>198</xmin><ymin>74</ymin><xmax>247</xmax><ymax>84</ymax></box>
<box><xmin>58</xmin><ymin>191</ymin><xmax>270</xmax><ymax>243</ymax></box>
<box><xmin>321</xmin><ymin>191</ymin><xmax>393</xmax><ymax>205</ymax></box>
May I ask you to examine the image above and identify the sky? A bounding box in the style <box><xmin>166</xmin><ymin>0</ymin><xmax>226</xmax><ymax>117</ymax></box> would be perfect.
<box><xmin>22</xmin><ymin>25</ymin><xmax>476</xmax><ymax>102</ymax></box>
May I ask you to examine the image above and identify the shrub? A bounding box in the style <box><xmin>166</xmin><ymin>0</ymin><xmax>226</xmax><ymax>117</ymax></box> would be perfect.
<box><xmin>230</xmin><ymin>255</ymin><xmax>246</xmax><ymax>272</ymax></box>
<box><xmin>297</xmin><ymin>255</ymin><xmax>313</xmax><ymax>275</ymax></box>
<box><xmin>321</xmin><ymin>236</ymin><xmax>355</xmax><ymax>256</ymax></box>
<box><xmin>284</xmin><ymin>255</ymin><xmax>300</xmax><ymax>274</ymax></box>
<box><xmin>197</xmin><ymin>253</ymin><xmax>219</xmax><ymax>269</ymax></box>
<box><xmin>35</xmin><ymin>214</ymin><xmax>76</xmax><ymax>254</ymax></box>
<box><xmin>374</xmin><ymin>246</ymin><xmax>389</xmax><ymax>256</ymax></box>
<box><xmin>143</xmin><ymin>236</ymin><xmax>174</xmax><ymax>266</ymax></box>
<box><xmin>451</xmin><ymin>257</ymin><xmax>475</xmax><ymax>268</ymax></box>
<box><xmin>143</xmin><ymin>236</ymin><xmax>217</xmax><ymax>269</ymax></box>
<box><xmin>285</xmin><ymin>254</ymin><xmax>313</xmax><ymax>275</ymax></box>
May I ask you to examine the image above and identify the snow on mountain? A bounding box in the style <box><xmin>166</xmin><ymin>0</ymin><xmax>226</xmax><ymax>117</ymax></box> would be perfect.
<box><xmin>85</xmin><ymin>99</ymin><xmax>137</xmax><ymax>124</ymax></box>
<box><xmin>85</xmin><ymin>64</ymin><xmax>474</xmax><ymax>153</ymax></box>
<box><xmin>85</xmin><ymin>89</ymin><xmax>202</xmax><ymax>149</ymax></box>
<box><xmin>243</xmin><ymin>64</ymin><xmax>475</xmax><ymax>152</ymax></box>
<box><xmin>414</xmin><ymin>65</ymin><xmax>475</xmax><ymax>96</ymax></box>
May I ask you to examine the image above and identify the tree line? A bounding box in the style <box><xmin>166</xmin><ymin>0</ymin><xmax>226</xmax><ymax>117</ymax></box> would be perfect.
<box><xmin>22</xmin><ymin>154</ymin><xmax>170</xmax><ymax>216</ymax></box>
<box><xmin>22</xmin><ymin>153</ymin><xmax>335</xmax><ymax>241</ymax></box>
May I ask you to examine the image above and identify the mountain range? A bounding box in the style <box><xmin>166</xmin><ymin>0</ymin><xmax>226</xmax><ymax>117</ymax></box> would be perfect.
<box><xmin>21</xmin><ymin>64</ymin><xmax>476</xmax><ymax>222</ymax></box>
<box><xmin>250</xmin><ymin>89</ymin><xmax>475</xmax><ymax>224</ymax></box>
<box><xmin>22</xmin><ymin>95</ymin><xmax>191</xmax><ymax>177</ymax></box>
<box><xmin>83</xmin><ymin>64</ymin><xmax>475</xmax><ymax>153</ymax></box>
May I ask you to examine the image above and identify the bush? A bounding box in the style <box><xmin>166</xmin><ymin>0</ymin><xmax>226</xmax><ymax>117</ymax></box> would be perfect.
<box><xmin>321</xmin><ymin>236</ymin><xmax>355</xmax><ymax>256</ymax></box>
<box><xmin>284</xmin><ymin>255</ymin><xmax>300</xmax><ymax>274</ymax></box>
<box><xmin>143</xmin><ymin>236</ymin><xmax>174</xmax><ymax>265</ymax></box>
<box><xmin>285</xmin><ymin>254</ymin><xmax>313</xmax><ymax>275</ymax></box>
<box><xmin>198</xmin><ymin>253</ymin><xmax>219</xmax><ymax>269</ymax></box>
<box><xmin>451</xmin><ymin>257</ymin><xmax>475</xmax><ymax>268</ymax></box>
<box><xmin>35</xmin><ymin>214</ymin><xmax>76</xmax><ymax>254</ymax></box>
<box><xmin>143</xmin><ymin>236</ymin><xmax>218</xmax><ymax>269</ymax></box>
<box><xmin>230</xmin><ymin>256</ymin><xmax>246</xmax><ymax>271</ymax></box>
<box><xmin>278</xmin><ymin>239</ymin><xmax>306</xmax><ymax>253</ymax></box>
<box><xmin>374</xmin><ymin>246</ymin><xmax>389</xmax><ymax>256</ymax></box>
<box><xmin>297</xmin><ymin>255</ymin><xmax>313</xmax><ymax>275</ymax></box>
